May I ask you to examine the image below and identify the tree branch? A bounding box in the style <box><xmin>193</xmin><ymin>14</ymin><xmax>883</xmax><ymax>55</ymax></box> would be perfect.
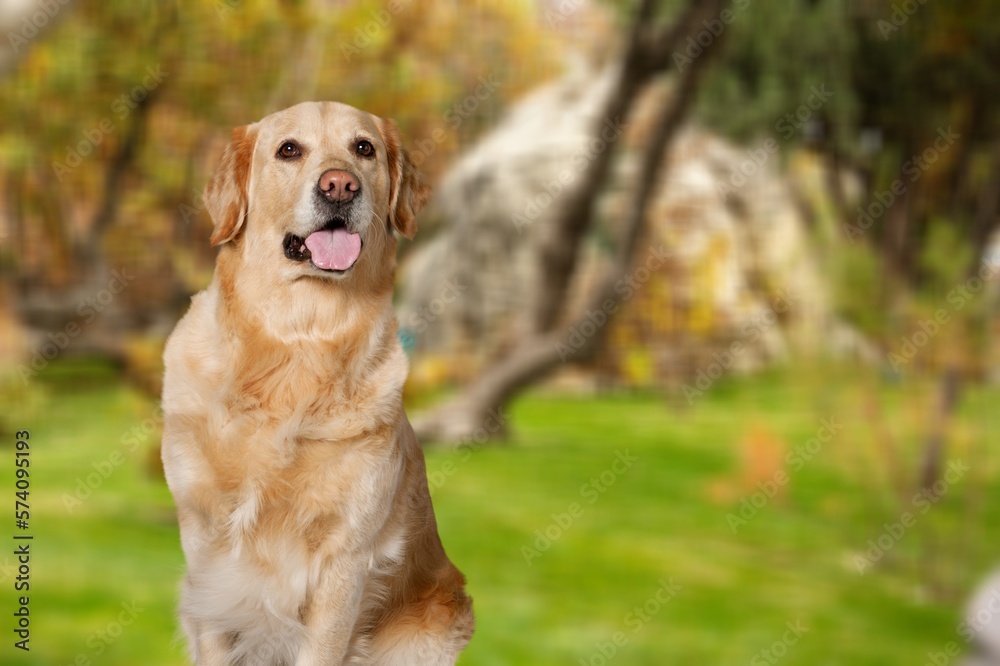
<box><xmin>77</xmin><ymin>87</ymin><xmax>160</xmax><ymax>269</ymax></box>
<box><xmin>415</xmin><ymin>0</ymin><xmax>727</xmax><ymax>443</ymax></box>
<box><xmin>531</xmin><ymin>0</ymin><xmax>723</xmax><ymax>333</ymax></box>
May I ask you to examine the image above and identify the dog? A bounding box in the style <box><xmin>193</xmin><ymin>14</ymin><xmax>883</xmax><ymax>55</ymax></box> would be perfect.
<box><xmin>161</xmin><ymin>101</ymin><xmax>474</xmax><ymax>665</ymax></box>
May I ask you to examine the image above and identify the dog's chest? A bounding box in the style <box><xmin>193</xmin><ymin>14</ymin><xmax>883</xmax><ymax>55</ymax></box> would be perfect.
<box><xmin>199</xmin><ymin>365</ymin><xmax>398</xmax><ymax>538</ymax></box>
<box><xmin>164</xmin><ymin>308</ymin><xmax>407</xmax><ymax>549</ymax></box>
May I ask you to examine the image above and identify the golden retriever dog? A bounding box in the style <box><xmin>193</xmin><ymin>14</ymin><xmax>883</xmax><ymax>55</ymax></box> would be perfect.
<box><xmin>161</xmin><ymin>101</ymin><xmax>474</xmax><ymax>666</ymax></box>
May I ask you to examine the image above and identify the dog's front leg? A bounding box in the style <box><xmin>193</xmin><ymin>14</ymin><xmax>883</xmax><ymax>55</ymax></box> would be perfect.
<box><xmin>294</xmin><ymin>560</ymin><xmax>368</xmax><ymax>666</ymax></box>
<box><xmin>179</xmin><ymin>578</ymin><xmax>235</xmax><ymax>666</ymax></box>
<box><xmin>193</xmin><ymin>630</ymin><xmax>233</xmax><ymax>666</ymax></box>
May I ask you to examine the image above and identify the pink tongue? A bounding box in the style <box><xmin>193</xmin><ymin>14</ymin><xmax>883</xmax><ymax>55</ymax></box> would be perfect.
<box><xmin>304</xmin><ymin>228</ymin><xmax>362</xmax><ymax>271</ymax></box>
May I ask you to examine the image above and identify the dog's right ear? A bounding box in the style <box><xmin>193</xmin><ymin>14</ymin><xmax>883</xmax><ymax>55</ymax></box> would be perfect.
<box><xmin>206</xmin><ymin>124</ymin><xmax>257</xmax><ymax>247</ymax></box>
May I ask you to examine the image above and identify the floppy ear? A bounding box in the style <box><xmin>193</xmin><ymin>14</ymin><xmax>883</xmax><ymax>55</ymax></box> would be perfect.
<box><xmin>206</xmin><ymin>124</ymin><xmax>257</xmax><ymax>247</ymax></box>
<box><xmin>380</xmin><ymin>118</ymin><xmax>430</xmax><ymax>240</ymax></box>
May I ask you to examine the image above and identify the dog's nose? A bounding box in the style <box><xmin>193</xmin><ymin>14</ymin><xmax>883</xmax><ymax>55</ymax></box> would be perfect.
<box><xmin>318</xmin><ymin>169</ymin><xmax>359</xmax><ymax>203</ymax></box>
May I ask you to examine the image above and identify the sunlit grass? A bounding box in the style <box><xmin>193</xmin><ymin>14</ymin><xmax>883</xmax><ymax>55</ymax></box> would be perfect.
<box><xmin>4</xmin><ymin>359</ymin><xmax>996</xmax><ymax>665</ymax></box>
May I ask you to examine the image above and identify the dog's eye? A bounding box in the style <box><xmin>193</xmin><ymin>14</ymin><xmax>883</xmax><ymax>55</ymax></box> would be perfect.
<box><xmin>277</xmin><ymin>141</ymin><xmax>301</xmax><ymax>160</ymax></box>
<box><xmin>355</xmin><ymin>140</ymin><xmax>375</xmax><ymax>158</ymax></box>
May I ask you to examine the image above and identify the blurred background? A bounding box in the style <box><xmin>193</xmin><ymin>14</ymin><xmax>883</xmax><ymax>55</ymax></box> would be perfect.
<box><xmin>2</xmin><ymin>0</ymin><xmax>1000</xmax><ymax>664</ymax></box>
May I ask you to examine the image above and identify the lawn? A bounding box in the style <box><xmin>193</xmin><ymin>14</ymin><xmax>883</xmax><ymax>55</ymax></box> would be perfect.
<box><xmin>3</xmin><ymin>359</ymin><xmax>997</xmax><ymax>665</ymax></box>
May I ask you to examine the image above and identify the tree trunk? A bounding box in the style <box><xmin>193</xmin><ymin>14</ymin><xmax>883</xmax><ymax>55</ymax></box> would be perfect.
<box><xmin>918</xmin><ymin>365</ymin><xmax>961</xmax><ymax>496</ymax></box>
<box><xmin>966</xmin><ymin>139</ymin><xmax>1000</xmax><ymax>279</ymax></box>
<box><xmin>531</xmin><ymin>0</ymin><xmax>718</xmax><ymax>334</ymax></box>
<box><xmin>414</xmin><ymin>0</ymin><xmax>727</xmax><ymax>443</ymax></box>
<box><xmin>14</xmin><ymin>77</ymin><xmax>160</xmax><ymax>338</ymax></box>
<box><xmin>881</xmin><ymin>156</ymin><xmax>915</xmax><ymax>283</ymax></box>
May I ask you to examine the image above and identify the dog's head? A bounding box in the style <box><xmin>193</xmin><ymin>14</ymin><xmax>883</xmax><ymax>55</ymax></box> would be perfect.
<box><xmin>205</xmin><ymin>101</ymin><xmax>428</xmax><ymax>290</ymax></box>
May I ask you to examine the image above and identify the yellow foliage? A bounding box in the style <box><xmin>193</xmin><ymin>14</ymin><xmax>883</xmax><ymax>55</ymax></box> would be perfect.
<box><xmin>621</xmin><ymin>348</ymin><xmax>654</xmax><ymax>387</ymax></box>
<box><xmin>404</xmin><ymin>354</ymin><xmax>455</xmax><ymax>401</ymax></box>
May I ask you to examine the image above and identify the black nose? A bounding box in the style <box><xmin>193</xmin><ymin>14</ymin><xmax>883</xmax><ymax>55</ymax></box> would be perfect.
<box><xmin>318</xmin><ymin>169</ymin><xmax>359</xmax><ymax>203</ymax></box>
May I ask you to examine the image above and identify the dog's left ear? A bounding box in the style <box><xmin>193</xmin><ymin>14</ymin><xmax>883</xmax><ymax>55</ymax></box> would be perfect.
<box><xmin>206</xmin><ymin>124</ymin><xmax>258</xmax><ymax>247</ymax></box>
<box><xmin>379</xmin><ymin>118</ymin><xmax>430</xmax><ymax>240</ymax></box>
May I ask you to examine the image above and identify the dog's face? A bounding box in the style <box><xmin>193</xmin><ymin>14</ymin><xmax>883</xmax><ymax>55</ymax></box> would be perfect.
<box><xmin>204</xmin><ymin>101</ymin><xmax>428</xmax><ymax>288</ymax></box>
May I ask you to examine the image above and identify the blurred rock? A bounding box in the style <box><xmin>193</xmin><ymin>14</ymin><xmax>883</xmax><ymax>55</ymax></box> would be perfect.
<box><xmin>397</xmin><ymin>64</ymin><xmax>864</xmax><ymax>389</ymax></box>
<box><xmin>960</xmin><ymin>569</ymin><xmax>1000</xmax><ymax>666</ymax></box>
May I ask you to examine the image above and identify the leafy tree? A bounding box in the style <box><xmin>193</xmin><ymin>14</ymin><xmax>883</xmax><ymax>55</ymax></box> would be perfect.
<box><xmin>694</xmin><ymin>0</ymin><xmax>1000</xmax><ymax>290</ymax></box>
<box><xmin>1</xmin><ymin>0</ymin><xmax>560</xmax><ymax>358</ymax></box>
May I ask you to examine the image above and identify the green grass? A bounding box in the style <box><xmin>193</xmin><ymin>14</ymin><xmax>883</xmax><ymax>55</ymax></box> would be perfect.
<box><xmin>3</xmin><ymin>359</ymin><xmax>998</xmax><ymax>665</ymax></box>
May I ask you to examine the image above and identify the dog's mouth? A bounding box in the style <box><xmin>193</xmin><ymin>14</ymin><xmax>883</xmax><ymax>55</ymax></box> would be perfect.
<box><xmin>283</xmin><ymin>218</ymin><xmax>362</xmax><ymax>272</ymax></box>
